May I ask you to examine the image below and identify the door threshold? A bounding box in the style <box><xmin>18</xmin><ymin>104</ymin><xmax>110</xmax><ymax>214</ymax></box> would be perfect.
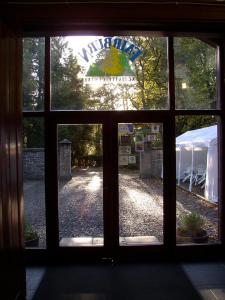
<box><xmin>60</xmin><ymin>236</ymin><xmax>160</xmax><ymax>247</ymax></box>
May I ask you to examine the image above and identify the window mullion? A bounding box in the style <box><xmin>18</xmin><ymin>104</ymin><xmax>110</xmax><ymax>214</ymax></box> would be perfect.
<box><xmin>163</xmin><ymin>37</ymin><xmax>176</xmax><ymax>249</ymax></box>
<box><xmin>217</xmin><ymin>41</ymin><xmax>225</xmax><ymax>245</ymax></box>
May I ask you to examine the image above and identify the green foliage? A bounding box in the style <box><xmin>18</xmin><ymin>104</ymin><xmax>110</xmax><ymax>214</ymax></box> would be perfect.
<box><xmin>88</xmin><ymin>37</ymin><xmax>168</xmax><ymax>110</ymax></box>
<box><xmin>179</xmin><ymin>212</ymin><xmax>204</xmax><ymax>236</ymax></box>
<box><xmin>51</xmin><ymin>37</ymin><xmax>87</xmax><ymax>110</ymax></box>
<box><xmin>175</xmin><ymin>115</ymin><xmax>217</xmax><ymax>137</ymax></box>
<box><xmin>119</xmin><ymin>37</ymin><xmax>168</xmax><ymax>110</ymax></box>
<box><xmin>22</xmin><ymin>36</ymin><xmax>218</xmax><ymax>159</ymax></box>
<box><xmin>24</xmin><ymin>221</ymin><xmax>38</xmax><ymax>241</ymax></box>
<box><xmin>174</xmin><ymin>38</ymin><xmax>216</xmax><ymax>109</ymax></box>
<box><xmin>88</xmin><ymin>84</ymin><xmax>120</xmax><ymax>110</ymax></box>
<box><xmin>23</xmin><ymin>118</ymin><xmax>44</xmax><ymax>148</ymax></box>
<box><xmin>23</xmin><ymin>38</ymin><xmax>45</xmax><ymax>111</ymax></box>
<box><xmin>132</xmin><ymin>37</ymin><xmax>168</xmax><ymax>109</ymax></box>
<box><xmin>58</xmin><ymin>125</ymin><xmax>102</xmax><ymax>167</ymax></box>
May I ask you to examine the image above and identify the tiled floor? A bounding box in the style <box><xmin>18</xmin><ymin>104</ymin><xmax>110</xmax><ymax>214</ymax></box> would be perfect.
<box><xmin>182</xmin><ymin>262</ymin><xmax>225</xmax><ymax>300</ymax></box>
<box><xmin>26</xmin><ymin>267</ymin><xmax>46</xmax><ymax>300</ymax></box>
<box><xmin>26</xmin><ymin>262</ymin><xmax>225</xmax><ymax>300</ymax></box>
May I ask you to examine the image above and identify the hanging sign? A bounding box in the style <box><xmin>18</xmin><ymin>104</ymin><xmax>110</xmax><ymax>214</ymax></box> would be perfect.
<box><xmin>119</xmin><ymin>146</ymin><xmax>131</xmax><ymax>155</ymax></box>
<box><xmin>151</xmin><ymin>124</ymin><xmax>160</xmax><ymax>133</ymax></box>
<box><xmin>135</xmin><ymin>142</ymin><xmax>144</xmax><ymax>152</ymax></box>
<box><xmin>129</xmin><ymin>156</ymin><xmax>136</xmax><ymax>164</ymax></box>
<box><xmin>119</xmin><ymin>155</ymin><xmax>129</xmax><ymax>166</ymax></box>
<box><xmin>118</xmin><ymin>124</ymin><xmax>134</xmax><ymax>134</ymax></box>
<box><xmin>147</xmin><ymin>134</ymin><xmax>157</xmax><ymax>142</ymax></box>
<box><xmin>120</xmin><ymin>135</ymin><xmax>131</xmax><ymax>145</ymax></box>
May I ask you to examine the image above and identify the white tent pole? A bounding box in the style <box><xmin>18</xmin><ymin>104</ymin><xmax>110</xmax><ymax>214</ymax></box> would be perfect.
<box><xmin>189</xmin><ymin>146</ymin><xmax>194</xmax><ymax>192</ymax></box>
<box><xmin>178</xmin><ymin>147</ymin><xmax>182</xmax><ymax>186</ymax></box>
<box><xmin>204</xmin><ymin>146</ymin><xmax>209</xmax><ymax>199</ymax></box>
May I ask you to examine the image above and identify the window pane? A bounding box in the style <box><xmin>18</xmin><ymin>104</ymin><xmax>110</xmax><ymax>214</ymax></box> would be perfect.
<box><xmin>51</xmin><ymin>36</ymin><xmax>168</xmax><ymax>110</ymax></box>
<box><xmin>58</xmin><ymin>125</ymin><xmax>103</xmax><ymax>247</ymax></box>
<box><xmin>176</xmin><ymin>116</ymin><xmax>219</xmax><ymax>244</ymax></box>
<box><xmin>23</xmin><ymin>38</ymin><xmax>45</xmax><ymax>111</ymax></box>
<box><xmin>119</xmin><ymin>123</ymin><xmax>163</xmax><ymax>246</ymax></box>
<box><xmin>23</xmin><ymin>118</ymin><xmax>46</xmax><ymax>248</ymax></box>
<box><xmin>174</xmin><ymin>38</ymin><xmax>217</xmax><ymax>110</ymax></box>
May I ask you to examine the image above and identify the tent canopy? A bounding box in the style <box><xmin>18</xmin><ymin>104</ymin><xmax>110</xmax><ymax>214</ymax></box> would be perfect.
<box><xmin>176</xmin><ymin>125</ymin><xmax>218</xmax><ymax>203</ymax></box>
<box><xmin>176</xmin><ymin>125</ymin><xmax>217</xmax><ymax>148</ymax></box>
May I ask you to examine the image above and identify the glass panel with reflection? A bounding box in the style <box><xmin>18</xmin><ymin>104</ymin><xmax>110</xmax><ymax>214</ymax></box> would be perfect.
<box><xmin>23</xmin><ymin>118</ymin><xmax>46</xmax><ymax>248</ymax></box>
<box><xmin>23</xmin><ymin>38</ymin><xmax>45</xmax><ymax>111</ymax></box>
<box><xmin>174</xmin><ymin>38</ymin><xmax>217</xmax><ymax>110</ymax></box>
<box><xmin>58</xmin><ymin>124</ymin><xmax>103</xmax><ymax>247</ymax></box>
<box><xmin>51</xmin><ymin>36</ymin><xmax>168</xmax><ymax>110</ymax></box>
<box><xmin>176</xmin><ymin>116</ymin><xmax>219</xmax><ymax>244</ymax></box>
<box><xmin>119</xmin><ymin>123</ymin><xmax>163</xmax><ymax>246</ymax></box>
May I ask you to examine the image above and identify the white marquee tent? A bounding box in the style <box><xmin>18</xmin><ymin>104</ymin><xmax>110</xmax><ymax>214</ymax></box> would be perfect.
<box><xmin>176</xmin><ymin>125</ymin><xmax>218</xmax><ymax>203</ymax></box>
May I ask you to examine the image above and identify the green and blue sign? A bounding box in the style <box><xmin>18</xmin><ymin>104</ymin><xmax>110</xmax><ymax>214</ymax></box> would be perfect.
<box><xmin>78</xmin><ymin>37</ymin><xmax>142</xmax><ymax>77</ymax></box>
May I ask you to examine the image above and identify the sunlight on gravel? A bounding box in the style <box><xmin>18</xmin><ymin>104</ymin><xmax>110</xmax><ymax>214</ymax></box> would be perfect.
<box><xmin>24</xmin><ymin>168</ymin><xmax>218</xmax><ymax>247</ymax></box>
<box><xmin>86</xmin><ymin>175</ymin><xmax>102</xmax><ymax>192</ymax></box>
<box><xmin>127</xmin><ymin>189</ymin><xmax>163</xmax><ymax>217</ymax></box>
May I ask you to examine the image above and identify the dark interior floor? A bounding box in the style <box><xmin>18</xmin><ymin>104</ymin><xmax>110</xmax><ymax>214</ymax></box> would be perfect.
<box><xmin>26</xmin><ymin>262</ymin><xmax>225</xmax><ymax>300</ymax></box>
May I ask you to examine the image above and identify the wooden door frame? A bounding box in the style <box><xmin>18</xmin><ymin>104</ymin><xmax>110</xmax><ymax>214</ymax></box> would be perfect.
<box><xmin>22</xmin><ymin>32</ymin><xmax>225</xmax><ymax>264</ymax></box>
<box><xmin>0</xmin><ymin>22</ymin><xmax>26</xmax><ymax>300</ymax></box>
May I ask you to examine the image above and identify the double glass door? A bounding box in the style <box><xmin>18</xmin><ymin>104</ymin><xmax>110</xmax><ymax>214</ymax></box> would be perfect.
<box><xmin>52</xmin><ymin>114</ymin><xmax>165</xmax><ymax>255</ymax></box>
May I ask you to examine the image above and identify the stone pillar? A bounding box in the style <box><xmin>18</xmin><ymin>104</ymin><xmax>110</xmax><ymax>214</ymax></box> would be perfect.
<box><xmin>140</xmin><ymin>148</ymin><xmax>163</xmax><ymax>178</ymax></box>
<box><xmin>59</xmin><ymin>139</ymin><xmax>72</xmax><ymax>180</ymax></box>
<box><xmin>139</xmin><ymin>142</ymin><xmax>150</xmax><ymax>178</ymax></box>
<box><xmin>140</xmin><ymin>151</ymin><xmax>152</xmax><ymax>178</ymax></box>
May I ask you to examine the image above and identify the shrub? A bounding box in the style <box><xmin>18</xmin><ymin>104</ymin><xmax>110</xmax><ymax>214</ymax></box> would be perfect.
<box><xmin>24</xmin><ymin>221</ymin><xmax>39</xmax><ymax>241</ymax></box>
<box><xmin>178</xmin><ymin>212</ymin><xmax>204</xmax><ymax>236</ymax></box>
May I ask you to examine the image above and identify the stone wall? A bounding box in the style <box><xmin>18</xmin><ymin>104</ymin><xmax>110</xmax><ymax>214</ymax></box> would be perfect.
<box><xmin>23</xmin><ymin>140</ymin><xmax>72</xmax><ymax>180</ymax></box>
<box><xmin>23</xmin><ymin>148</ymin><xmax>45</xmax><ymax>179</ymax></box>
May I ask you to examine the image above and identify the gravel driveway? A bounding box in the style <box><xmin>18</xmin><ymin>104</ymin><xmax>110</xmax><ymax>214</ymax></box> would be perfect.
<box><xmin>24</xmin><ymin>168</ymin><xmax>218</xmax><ymax>247</ymax></box>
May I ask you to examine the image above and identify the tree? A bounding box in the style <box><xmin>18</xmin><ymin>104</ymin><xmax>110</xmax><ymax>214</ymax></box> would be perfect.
<box><xmin>174</xmin><ymin>38</ymin><xmax>216</xmax><ymax>109</ymax></box>
<box><xmin>23</xmin><ymin>37</ymin><xmax>102</xmax><ymax>164</ymax></box>
<box><xmin>131</xmin><ymin>36</ymin><xmax>168</xmax><ymax>109</ymax></box>
<box><xmin>23</xmin><ymin>38</ymin><xmax>45</xmax><ymax>111</ymax></box>
<box><xmin>175</xmin><ymin>116</ymin><xmax>217</xmax><ymax>137</ymax></box>
<box><xmin>23</xmin><ymin>37</ymin><xmax>90</xmax><ymax>150</ymax></box>
<box><xmin>87</xmin><ymin>84</ymin><xmax>121</xmax><ymax>110</ymax></box>
<box><xmin>85</xmin><ymin>37</ymin><xmax>168</xmax><ymax>111</ymax></box>
<box><xmin>58</xmin><ymin>124</ymin><xmax>102</xmax><ymax>167</ymax></box>
<box><xmin>23</xmin><ymin>36</ymin><xmax>218</xmax><ymax>150</ymax></box>
<box><xmin>51</xmin><ymin>37</ymin><xmax>88</xmax><ymax>110</ymax></box>
<box><xmin>23</xmin><ymin>118</ymin><xmax>44</xmax><ymax>148</ymax></box>
<box><xmin>23</xmin><ymin>38</ymin><xmax>45</xmax><ymax>148</ymax></box>
<box><xmin>174</xmin><ymin>38</ymin><xmax>217</xmax><ymax>135</ymax></box>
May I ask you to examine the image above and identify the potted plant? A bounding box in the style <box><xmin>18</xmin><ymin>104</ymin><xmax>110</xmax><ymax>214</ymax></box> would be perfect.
<box><xmin>177</xmin><ymin>212</ymin><xmax>209</xmax><ymax>244</ymax></box>
<box><xmin>24</xmin><ymin>221</ymin><xmax>39</xmax><ymax>247</ymax></box>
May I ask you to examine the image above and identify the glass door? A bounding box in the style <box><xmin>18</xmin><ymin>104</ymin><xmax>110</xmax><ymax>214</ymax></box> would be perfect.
<box><xmin>55</xmin><ymin>118</ymin><xmax>165</xmax><ymax>254</ymax></box>
<box><xmin>57</xmin><ymin>124</ymin><xmax>104</xmax><ymax>247</ymax></box>
<box><xmin>118</xmin><ymin>123</ymin><xmax>164</xmax><ymax>246</ymax></box>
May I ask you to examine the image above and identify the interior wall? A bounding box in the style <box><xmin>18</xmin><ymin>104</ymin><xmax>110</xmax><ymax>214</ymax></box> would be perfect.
<box><xmin>0</xmin><ymin>22</ymin><xmax>25</xmax><ymax>300</ymax></box>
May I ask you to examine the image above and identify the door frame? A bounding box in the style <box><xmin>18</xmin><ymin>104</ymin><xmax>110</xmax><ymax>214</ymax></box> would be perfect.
<box><xmin>23</xmin><ymin>35</ymin><xmax>225</xmax><ymax>263</ymax></box>
<box><xmin>43</xmin><ymin>112</ymin><xmax>168</xmax><ymax>258</ymax></box>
